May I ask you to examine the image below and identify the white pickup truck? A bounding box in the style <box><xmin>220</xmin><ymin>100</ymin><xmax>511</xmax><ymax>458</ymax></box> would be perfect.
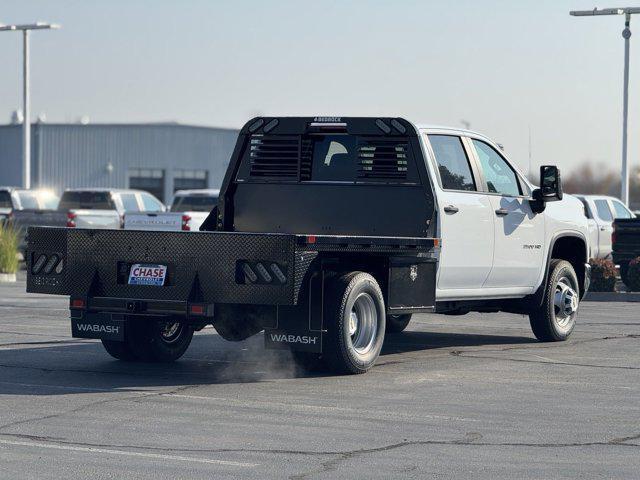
<box><xmin>26</xmin><ymin>117</ymin><xmax>591</xmax><ymax>374</ymax></box>
<box><xmin>124</xmin><ymin>189</ymin><xmax>218</xmax><ymax>231</ymax></box>
<box><xmin>0</xmin><ymin>187</ymin><xmax>67</xmax><ymax>251</ymax></box>
<box><xmin>59</xmin><ymin>188</ymin><xmax>166</xmax><ymax>230</ymax></box>
<box><xmin>575</xmin><ymin>194</ymin><xmax>636</xmax><ymax>259</ymax></box>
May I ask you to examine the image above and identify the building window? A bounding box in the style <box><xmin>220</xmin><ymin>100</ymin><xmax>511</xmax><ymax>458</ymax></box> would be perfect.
<box><xmin>129</xmin><ymin>168</ymin><xmax>165</xmax><ymax>202</ymax></box>
<box><xmin>174</xmin><ymin>169</ymin><xmax>208</xmax><ymax>192</ymax></box>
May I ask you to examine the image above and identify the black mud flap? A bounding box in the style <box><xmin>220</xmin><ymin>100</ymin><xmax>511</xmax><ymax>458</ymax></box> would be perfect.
<box><xmin>71</xmin><ymin>311</ymin><xmax>126</xmax><ymax>341</ymax></box>
<box><xmin>264</xmin><ymin>273</ymin><xmax>323</xmax><ymax>353</ymax></box>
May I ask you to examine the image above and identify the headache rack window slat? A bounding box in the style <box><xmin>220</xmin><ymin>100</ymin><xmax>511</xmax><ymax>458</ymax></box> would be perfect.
<box><xmin>250</xmin><ymin>136</ymin><xmax>300</xmax><ymax>178</ymax></box>
<box><xmin>356</xmin><ymin>139</ymin><xmax>410</xmax><ymax>180</ymax></box>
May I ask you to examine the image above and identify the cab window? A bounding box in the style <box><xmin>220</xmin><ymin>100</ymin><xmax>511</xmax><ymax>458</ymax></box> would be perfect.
<box><xmin>428</xmin><ymin>135</ymin><xmax>476</xmax><ymax>191</ymax></box>
<box><xmin>120</xmin><ymin>193</ymin><xmax>140</xmax><ymax>212</ymax></box>
<box><xmin>611</xmin><ymin>200</ymin><xmax>633</xmax><ymax>219</ymax></box>
<box><xmin>578</xmin><ymin>198</ymin><xmax>593</xmax><ymax>219</ymax></box>
<box><xmin>17</xmin><ymin>192</ymin><xmax>39</xmax><ymax>209</ymax></box>
<box><xmin>0</xmin><ymin>191</ymin><xmax>12</xmax><ymax>208</ymax></box>
<box><xmin>472</xmin><ymin>139</ymin><xmax>521</xmax><ymax>196</ymax></box>
<box><xmin>140</xmin><ymin>193</ymin><xmax>164</xmax><ymax>212</ymax></box>
<box><xmin>594</xmin><ymin>199</ymin><xmax>613</xmax><ymax>222</ymax></box>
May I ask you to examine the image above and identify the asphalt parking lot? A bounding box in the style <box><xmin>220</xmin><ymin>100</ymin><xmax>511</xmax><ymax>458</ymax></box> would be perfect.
<box><xmin>1</xmin><ymin>275</ymin><xmax>639</xmax><ymax>479</ymax></box>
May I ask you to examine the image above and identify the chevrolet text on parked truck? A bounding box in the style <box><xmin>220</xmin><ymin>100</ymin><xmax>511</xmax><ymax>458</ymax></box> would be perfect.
<box><xmin>26</xmin><ymin>117</ymin><xmax>591</xmax><ymax>374</ymax></box>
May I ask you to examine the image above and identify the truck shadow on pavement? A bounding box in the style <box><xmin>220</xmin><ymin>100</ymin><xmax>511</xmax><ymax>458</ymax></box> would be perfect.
<box><xmin>0</xmin><ymin>329</ymin><xmax>535</xmax><ymax>396</ymax></box>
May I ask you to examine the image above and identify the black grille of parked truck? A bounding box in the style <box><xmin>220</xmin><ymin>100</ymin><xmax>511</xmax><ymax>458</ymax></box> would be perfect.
<box><xmin>613</xmin><ymin>216</ymin><xmax>640</xmax><ymax>288</ymax></box>
<box><xmin>26</xmin><ymin>117</ymin><xmax>440</xmax><ymax>374</ymax></box>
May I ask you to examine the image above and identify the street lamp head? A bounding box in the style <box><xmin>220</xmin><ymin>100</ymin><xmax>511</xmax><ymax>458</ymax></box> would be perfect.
<box><xmin>0</xmin><ymin>22</ymin><xmax>61</xmax><ymax>31</ymax></box>
<box><xmin>570</xmin><ymin>7</ymin><xmax>640</xmax><ymax>16</ymax></box>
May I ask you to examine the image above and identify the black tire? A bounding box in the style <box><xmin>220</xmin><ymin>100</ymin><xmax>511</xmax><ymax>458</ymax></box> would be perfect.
<box><xmin>386</xmin><ymin>314</ymin><xmax>412</xmax><ymax>333</ymax></box>
<box><xmin>529</xmin><ymin>260</ymin><xmax>579</xmax><ymax>342</ymax></box>
<box><xmin>292</xmin><ymin>351</ymin><xmax>327</xmax><ymax>373</ymax></box>
<box><xmin>101</xmin><ymin>317</ymin><xmax>194</xmax><ymax>362</ymax></box>
<box><xmin>323</xmin><ymin>272</ymin><xmax>386</xmax><ymax>374</ymax></box>
<box><xmin>101</xmin><ymin>339</ymin><xmax>138</xmax><ymax>361</ymax></box>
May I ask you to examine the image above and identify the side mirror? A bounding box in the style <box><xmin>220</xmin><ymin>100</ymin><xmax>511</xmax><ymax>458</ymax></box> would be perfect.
<box><xmin>540</xmin><ymin>165</ymin><xmax>563</xmax><ymax>201</ymax></box>
<box><xmin>531</xmin><ymin>165</ymin><xmax>563</xmax><ymax>213</ymax></box>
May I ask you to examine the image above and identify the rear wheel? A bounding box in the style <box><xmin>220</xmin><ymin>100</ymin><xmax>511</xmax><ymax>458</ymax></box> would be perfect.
<box><xmin>101</xmin><ymin>317</ymin><xmax>194</xmax><ymax>362</ymax></box>
<box><xmin>101</xmin><ymin>339</ymin><xmax>137</xmax><ymax>361</ymax></box>
<box><xmin>529</xmin><ymin>260</ymin><xmax>579</xmax><ymax>342</ymax></box>
<box><xmin>386</xmin><ymin>314</ymin><xmax>412</xmax><ymax>333</ymax></box>
<box><xmin>323</xmin><ymin>272</ymin><xmax>386</xmax><ymax>374</ymax></box>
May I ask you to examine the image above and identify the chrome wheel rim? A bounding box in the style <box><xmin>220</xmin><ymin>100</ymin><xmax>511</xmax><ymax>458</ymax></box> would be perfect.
<box><xmin>553</xmin><ymin>276</ymin><xmax>578</xmax><ymax>330</ymax></box>
<box><xmin>348</xmin><ymin>293</ymin><xmax>378</xmax><ymax>355</ymax></box>
<box><xmin>159</xmin><ymin>322</ymin><xmax>183</xmax><ymax>344</ymax></box>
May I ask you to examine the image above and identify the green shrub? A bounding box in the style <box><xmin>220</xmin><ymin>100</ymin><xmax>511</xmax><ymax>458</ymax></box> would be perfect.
<box><xmin>0</xmin><ymin>222</ymin><xmax>19</xmax><ymax>274</ymax></box>
<box><xmin>626</xmin><ymin>257</ymin><xmax>640</xmax><ymax>292</ymax></box>
<box><xmin>589</xmin><ymin>258</ymin><xmax>617</xmax><ymax>292</ymax></box>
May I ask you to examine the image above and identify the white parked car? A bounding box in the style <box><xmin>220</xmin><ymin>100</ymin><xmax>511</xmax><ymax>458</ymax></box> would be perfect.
<box><xmin>575</xmin><ymin>194</ymin><xmax>636</xmax><ymax>259</ymax></box>
<box><xmin>59</xmin><ymin>188</ymin><xmax>166</xmax><ymax>230</ymax></box>
<box><xmin>124</xmin><ymin>189</ymin><xmax>218</xmax><ymax>232</ymax></box>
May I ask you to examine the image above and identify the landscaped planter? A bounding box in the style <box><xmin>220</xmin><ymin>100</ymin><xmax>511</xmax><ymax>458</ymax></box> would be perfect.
<box><xmin>0</xmin><ymin>272</ymin><xmax>16</xmax><ymax>283</ymax></box>
<box><xmin>0</xmin><ymin>222</ymin><xmax>19</xmax><ymax>283</ymax></box>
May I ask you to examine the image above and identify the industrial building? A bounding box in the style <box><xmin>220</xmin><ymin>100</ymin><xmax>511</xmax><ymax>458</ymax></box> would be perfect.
<box><xmin>0</xmin><ymin>123</ymin><xmax>239</xmax><ymax>203</ymax></box>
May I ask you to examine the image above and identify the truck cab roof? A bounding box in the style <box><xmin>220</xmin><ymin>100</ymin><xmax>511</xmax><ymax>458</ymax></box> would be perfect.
<box><xmin>173</xmin><ymin>189</ymin><xmax>220</xmax><ymax>197</ymax></box>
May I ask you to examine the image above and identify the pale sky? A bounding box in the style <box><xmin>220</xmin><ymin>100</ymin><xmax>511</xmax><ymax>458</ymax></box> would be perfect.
<box><xmin>1</xmin><ymin>0</ymin><xmax>639</xmax><ymax>176</ymax></box>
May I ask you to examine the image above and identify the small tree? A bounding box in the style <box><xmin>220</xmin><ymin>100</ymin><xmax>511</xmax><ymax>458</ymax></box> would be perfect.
<box><xmin>588</xmin><ymin>258</ymin><xmax>617</xmax><ymax>292</ymax></box>
<box><xmin>0</xmin><ymin>222</ymin><xmax>19</xmax><ymax>275</ymax></box>
<box><xmin>625</xmin><ymin>258</ymin><xmax>640</xmax><ymax>292</ymax></box>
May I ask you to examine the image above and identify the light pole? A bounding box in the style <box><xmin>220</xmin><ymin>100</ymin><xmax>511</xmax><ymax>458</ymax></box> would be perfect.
<box><xmin>570</xmin><ymin>7</ymin><xmax>640</xmax><ymax>206</ymax></box>
<box><xmin>0</xmin><ymin>22</ymin><xmax>60</xmax><ymax>189</ymax></box>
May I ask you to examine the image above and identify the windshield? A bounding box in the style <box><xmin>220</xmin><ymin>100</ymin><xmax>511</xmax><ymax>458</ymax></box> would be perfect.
<box><xmin>58</xmin><ymin>191</ymin><xmax>115</xmax><ymax>210</ymax></box>
<box><xmin>170</xmin><ymin>195</ymin><xmax>218</xmax><ymax>212</ymax></box>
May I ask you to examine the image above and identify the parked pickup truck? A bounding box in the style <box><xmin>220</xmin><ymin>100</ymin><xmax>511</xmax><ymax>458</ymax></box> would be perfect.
<box><xmin>576</xmin><ymin>194</ymin><xmax>635</xmax><ymax>259</ymax></box>
<box><xmin>612</xmin><ymin>217</ymin><xmax>640</xmax><ymax>286</ymax></box>
<box><xmin>26</xmin><ymin>117</ymin><xmax>591</xmax><ymax>374</ymax></box>
<box><xmin>59</xmin><ymin>188</ymin><xmax>165</xmax><ymax>230</ymax></box>
<box><xmin>124</xmin><ymin>189</ymin><xmax>218</xmax><ymax>231</ymax></box>
<box><xmin>0</xmin><ymin>187</ymin><xmax>67</xmax><ymax>251</ymax></box>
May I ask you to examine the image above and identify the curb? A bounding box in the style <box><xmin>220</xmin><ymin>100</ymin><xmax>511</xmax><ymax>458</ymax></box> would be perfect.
<box><xmin>583</xmin><ymin>291</ymin><xmax>640</xmax><ymax>302</ymax></box>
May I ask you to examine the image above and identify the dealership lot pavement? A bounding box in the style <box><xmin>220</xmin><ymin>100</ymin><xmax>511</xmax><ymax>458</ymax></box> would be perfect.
<box><xmin>1</xmin><ymin>276</ymin><xmax>639</xmax><ymax>479</ymax></box>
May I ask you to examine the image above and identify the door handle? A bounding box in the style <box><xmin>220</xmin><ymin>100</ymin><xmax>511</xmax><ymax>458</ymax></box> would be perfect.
<box><xmin>444</xmin><ymin>205</ymin><xmax>459</xmax><ymax>214</ymax></box>
<box><xmin>495</xmin><ymin>208</ymin><xmax>509</xmax><ymax>216</ymax></box>
<box><xmin>599</xmin><ymin>226</ymin><xmax>607</xmax><ymax>231</ymax></box>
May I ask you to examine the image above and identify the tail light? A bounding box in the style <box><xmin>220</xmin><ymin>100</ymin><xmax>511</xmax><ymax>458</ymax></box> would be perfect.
<box><xmin>181</xmin><ymin>214</ymin><xmax>191</xmax><ymax>231</ymax></box>
<box><xmin>612</xmin><ymin>224</ymin><xmax>617</xmax><ymax>246</ymax></box>
<box><xmin>66</xmin><ymin>212</ymin><xmax>76</xmax><ymax>228</ymax></box>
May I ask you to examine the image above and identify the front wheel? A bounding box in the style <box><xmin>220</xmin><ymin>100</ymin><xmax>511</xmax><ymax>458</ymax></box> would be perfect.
<box><xmin>323</xmin><ymin>272</ymin><xmax>386</xmax><ymax>374</ymax></box>
<box><xmin>529</xmin><ymin>260</ymin><xmax>579</xmax><ymax>342</ymax></box>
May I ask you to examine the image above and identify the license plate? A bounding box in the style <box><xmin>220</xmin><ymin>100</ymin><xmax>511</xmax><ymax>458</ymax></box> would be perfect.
<box><xmin>128</xmin><ymin>263</ymin><xmax>167</xmax><ymax>286</ymax></box>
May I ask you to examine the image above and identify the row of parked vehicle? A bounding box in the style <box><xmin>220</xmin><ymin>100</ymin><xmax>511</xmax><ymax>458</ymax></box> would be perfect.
<box><xmin>2</xmin><ymin>186</ymin><xmax>639</xmax><ymax>278</ymax></box>
<box><xmin>0</xmin><ymin>187</ymin><xmax>219</xmax><ymax>251</ymax></box>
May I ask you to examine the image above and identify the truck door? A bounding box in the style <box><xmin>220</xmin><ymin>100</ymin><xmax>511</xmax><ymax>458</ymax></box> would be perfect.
<box><xmin>426</xmin><ymin>134</ymin><xmax>494</xmax><ymax>291</ymax></box>
<box><xmin>593</xmin><ymin>199</ymin><xmax>614</xmax><ymax>258</ymax></box>
<box><xmin>469</xmin><ymin>138</ymin><xmax>544</xmax><ymax>289</ymax></box>
<box><xmin>578</xmin><ymin>198</ymin><xmax>599</xmax><ymax>259</ymax></box>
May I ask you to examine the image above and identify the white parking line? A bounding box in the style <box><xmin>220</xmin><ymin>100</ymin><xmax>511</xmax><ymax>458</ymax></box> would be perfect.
<box><xmin>0</xmin><ymin>438</ymin><xmax>258</xmax><ymax>467</ymax></box>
